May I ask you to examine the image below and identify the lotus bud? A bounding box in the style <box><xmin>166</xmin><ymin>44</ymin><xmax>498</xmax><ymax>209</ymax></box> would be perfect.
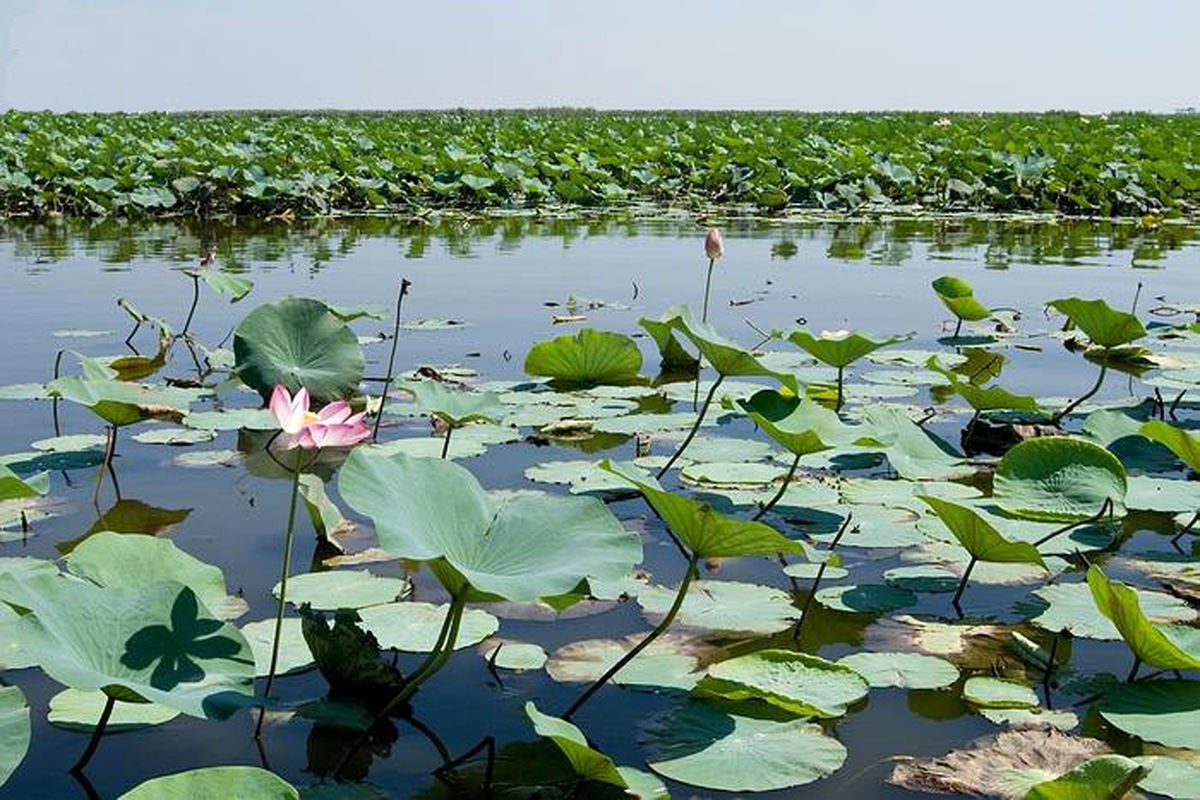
<box><xmin>704</xmin><ymin>228</ymin><xmax>724</xmax><ymax>261</ymax></box>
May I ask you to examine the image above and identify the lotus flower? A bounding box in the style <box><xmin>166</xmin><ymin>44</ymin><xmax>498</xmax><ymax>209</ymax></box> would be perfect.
<box><xmin>704</xmin><ymin>228</ymin><xmax>724</xmax><ymax>261</ymax></box>
<box><xmin>269</xmin><ymin>384</ymin><xmax>370</xmax><ymax>449</ymax></box>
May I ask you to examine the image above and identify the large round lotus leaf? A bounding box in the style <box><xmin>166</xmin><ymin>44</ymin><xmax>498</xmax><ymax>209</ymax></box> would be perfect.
<box><xmin>814</xmin><ymin>584</ymin><xmax>917</xmax><ymax>614</ymax></box>
<box><xmin>233</xmin><ymin>297</ymin><xmax>365</xmax><ymax>403</ymax></box>
<box><xmin>638</xmin><ymin>580</ymin><xmax>797</xmax><ymax>634</ymax></box>
<box><xmin>355</xmin><ymin>602</ymin><xmax>499</xmax><ymax>652</ymax></box>
<box><xmin>639</xmin><ymin>701</ymin><xmax>847</xmax><ymax>792</ymax></box>
<box><xmin>933</xmin><ymin>276</ymin><xmax>992</xmax><ymax>322</ymax></box>
<box><xmin>805</xmin><ymin>506</ymin><xmax>927</xmax><ymax>549</ymax></box>
<box><xmin>3</xmin><ymin>575</ymin><xmax>253</xmax><ymax>718</ymax></box>
<box><xmin>696</xmin><ymin>649</ymin><xmax>869</xmax><ymax>717</ymax></box>
<box><xmin>1099</xmin><ymin>680</ymin><xmax>1200</xmax><ymax>748</ymax></box>
<box><xmin>841</xmin><ymin>477</ymin><xmax>982</xmax><ymax>510</ymax></box>
<box><xmin>66</xmin><ymin>532</ymin><xmax>246</xmax><ymax>620</ymax></box>
<box><xmin>480</xmin><ymin>639</ymin><xmax>547</xmax><ymax>671</ymax></box>
<box><xmin>679</xmin><ymin>436</ymin><xmax>777</xmax><ymax>463</ymax></box>
<box><xmin>0</xmin><ymin>685</ymin><xmax>30</xmax><ymax>789</ymax></box>
<box><xmin>993</xmin><ymin>438</ymin><xmax>1127</xmax><ymax>521</ymax></box>
<box><xmin>117</xmin><ymin>766</ymin><xmax>299</xmax><ymax>800</ymax></box>
<box><xmin>680</xmin><ymin>461</ymin><xmax>786</xmax><ymax>488</ymax></box>
<box><xmin>962</xmin><ymin>677</ymin><xmax>1039</xmax><ymax>709</ymax></box>
<box><xmin>240</xmin><ymin>618</ymin><xmax>314</xmax><ymax>676</ymax></box>
<box><xmin>1030</xmin><ymin>581</ymin><xmax>1197</xmax><ymax>640</ymax></box>
<box><xmin>523</xmin><ymin>329</ymin><xmax>642</xmax><ymax>385</ymax></box>
<box><xmin>546</xmin><ymin>633</ymin><xmax>705</xmax><ymax>691</ymax></box>
<box><xmin>339</xmin><ymin>449</ymin><xmax>641</xmax><ymax>602</ymax></box>
<box><xmin>47</xmin><ymin>688</ymin><xmax>179</xmax><ymax>732</ymax></box>
<box><xmin>884</xmin><ymin>565</ymin><xmax>961</xmax><ymax>593</ymax></box>
<box><xmin>273</xmin><ymin>569</ymin><xmax>408</xmax><ymax>611</ymax></box>
<box><xmin>836</xmin><ymin>652</ymin><xmax>959</xmax><ymax>689</ymax></box>
<box><xmin>1126</xmin><ymin>475</ymin><xmax>1200</xmax><ymax>513</ymax></box>
<box><xmin>784</xmin><ymin>328</ymin><xmax>913</xmax><ymax>368</ymax></box>
<box><xmin>979</xmin><ymin>707</ymin><xmax>1078</xmax><ymax>732</ymax></box>
<box><xmin>1134</xmin><ymin>756</ymin><xmax>1200</xmax><ymax>800</ymax></box>
<box><xmin>1047</xmin><ymin>297</ymin><xmax>1146</xmax><ymax>349</ymax></box>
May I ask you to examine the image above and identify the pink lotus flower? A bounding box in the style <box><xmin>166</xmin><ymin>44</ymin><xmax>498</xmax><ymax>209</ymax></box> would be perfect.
<box><xmin>269</xmin><ymin>384</ymin><xmax>370</xmax><ymax>450</ymax></box>
<box><xmin>704</xmin><ymin>228</ymin><xmax>724</xmax><ymax>261</ymax></box>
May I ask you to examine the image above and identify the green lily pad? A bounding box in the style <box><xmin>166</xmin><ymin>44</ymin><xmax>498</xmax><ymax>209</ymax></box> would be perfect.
<box><xmin>0</xmin><ymin>466</ymin><xmax>48</xmax><ymax>502</ymax></box>
<box><xmin>884</xmin><ymin>565</ymin><xmax>962</xmax><ymax>593</ymax></box>
<box><xmin>814</xmin><ymin>584</ymin><xmax>917</xmax><ymax>614</ymax></box>
<box><xmin>47</xmin><ymin>688</ymin><xmax>180</xmax><ymax>732</ymax></box>
<box><xmin>0</xmin><ymin>685</ymin><xmax>30</xmax><ymax>789</ymax></box>
<box><xmin>1099</xmin><ymin>680</ymin><xmax>1200</xmax><ymax>749</ymax></box>
<box><xmin>963</xmin><ymin>677</ymin><xmax>1039</xmax><ymax>709</ymax></box>
<box><xmin>680</xmin><ymin>461</ymin><xmax>785</xmax><ymax>488</ymax></box>
<box><xmin>524</xmin><ymin>329</ymin><xmax>642</xmax><ymax>385</ymax></box>
<box><xmin>479</xmin><ymin>640</ymin><xmax>548</xmax><ymax>671</ymax></box>
<box><xmin>47</xmin><ymin>376</ymin><xmax>200</xmax><ymax>426</ymax></box>
<box><xmin>132</xmin><ymin>427</ymin><xmax>217</xmax><ymax>445</ymax></box>
<box><xmin>117</xmin><ymin>766</ymin><xmax>299</xmax><ymax>800</ymax></box>
<box><xmin>233</xmin><ymin>297</ymin><xmax>365</xmax><ymax>403</ymax></box>
<box><xmin>1047</xmin><ymin>297</ymin><xmax>1146</xmax><ymax>349</ymax></box>
<box><xmin>183</xmin><ymin>408</ymin><xmax>278</xmax><ymax>431</ymax></box>
<box><xmin>340</xmin><ymin>449</ymin><xmax>641</xmax><ymax>602</ymax></box>
<box><xmin>274</xmin><ymin>570</ymin><xmax>409</xmax><ymax>611</ymax></box>
<box><xmin>355</xmin><ymin>601</ymin><xmax>498</xmax><ymax>652</ymax></box>
<box><xmin>393</xmin><ymin>379</ymin><xmax>505</xmax><ymax>427</ymax></box>
<box><xmin>993</xmin><ymin>438</ymin><xmax>1128</xmax><ymax>521</ymax></box>
<box><xmin>736</xmin><ymin>391</ymin><xmax>848</xmax><ymax>456</ymax></box>
<box><xmin>1086</xmin><ymin>566</ymin><xmax>1200</xmax><ymax>670</ymax></box>
<box><xmin>29</xmin><ymin>434</ymin><xmax>107</xmax><ymax>452</ymax></box>
<box><xmin>858</xmin><ymin>406</ymin><xmax>972</xmax><ymax>480</ymax></box>
<box><xmin>1133</xmin><ymin>755</ymin><xmax>1200</xmax><ymax>800</ymax></box>
<box><xmin>174</xmin><ymin>449</ymin><xmax>244</xmax><ymax>468</ymax></box>
<box><xmin>1139</xmin><ymin>419</ymin><xmax>1200</xmax><ymax>472</ymax></box>
<box><xmin>197</xmin><ymin>269</ymin><xmax>253</xmax><ymax>301</ymax></box>
<box><xmin>638</xmin><ymin>580</ymin><xmax>797</xmax><ymax>634</ymax></box>
<box><xmin>644</xmin><ymin>306</ymin><xmax>797</xmax><ymax>389</ymax></box>
<box><xmin>640</xmin><ymin>701</ymin><xmax>847</xmax><ymax>792</ymax></box>
<box><xmin>1022</xmin><ymin>755</ymin><xmax>1147</xmax><ymax>800</ymax></box>
<box><xmin>980</xmin><ymin>707</ymin><xmax>1079</xmax><ymax>732</ymax></box>
<box><xmin>374</xmin><ymin>436</ymin><xmax>488</xmax><ymax>460</ymax></box>
<box><xmin>1126</xmin><ymin>475</ymin><xmax>1200</xmax><ymax>513</ymax></box>
<box><xmin>933</xmin><ymin>276</ymin><xmax>991</xmax><ymax>322</ymax></box>
<box><xmin>696</xmin><ymin>649</ymin><xmax>869</xmax><ymax>717</ymax></box>
<box><xmin>1030</xmin><ymin>580</ymin><xmax>1197</xmax><ymax>640</ymax></box>
<box><xmin>240</xmin><ymin>618</ymin><xmax>315</xmax><ymax>676</ymax></box>
<box><xmin>841</xmin><ymin>477</ymin><xmax>982</xmax><ymax>509</ymax></box>
<box><xmin>836</xmin><ymin>652</ymin><xmax>959</xmax><ymax>689</ymax></box>
<box><xmin>546</xmin><ymin>633</ymin><xmax>705</xmax><ymax>691</ymax></box>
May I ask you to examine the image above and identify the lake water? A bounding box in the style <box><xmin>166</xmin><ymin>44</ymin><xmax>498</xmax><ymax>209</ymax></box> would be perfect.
<box><xmin>1</xmin><ymin>214</ymin><xmax>1198</xmax><ymax>799</ymax></box>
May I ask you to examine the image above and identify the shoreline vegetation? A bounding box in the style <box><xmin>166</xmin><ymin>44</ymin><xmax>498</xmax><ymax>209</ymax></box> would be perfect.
<box><xmin>0</xmin><ymin>110</ymin><xmax>1197</xmax><ymax>219</ymax></box>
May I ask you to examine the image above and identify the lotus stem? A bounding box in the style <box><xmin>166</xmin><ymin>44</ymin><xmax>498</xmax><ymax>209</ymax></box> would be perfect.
<box><xmin>333</xmin><ymin>594</ymin><xmax>466</xmax><ymax>778</ymax></box>
<box><xmin>434</xmin><ymin>736</ymin><xmax>495</xmax><ymax>794</ymax></box>
<box><xmin>953</xmin><ymin>317</ymin><xmax>963</xmax><ymax>339</ymax></box>
<box><xmin>181</xmin><ymin>272</ymin><xmax>200</xmax><ymax>337</ymax></box>
<box><xmin>1172</xmin><ymin>509</ymin><xmax>1199</xmax><ymax>546</ymax></box>
<box><xmin>52</xmin><ymin>349</ymin><xmax>66</xmax><ymax>436</ymax></box>
<box><xmin>257</xmin><ymin>449</ymin><xmax>305</xmax><ymax>732</ymax></box>
<box><xmin>563</xmin><ymin>553</ymin><xmax>699</xmax><ymax>721</ymax></box>
<box><xmin>793</xmin><ymin>514</ymin><xmax>852</xmax><ymax>642</ymax></box>
<box><xmin>753</xmin><ymin>451</ymin><xmax>801</xmax><ymax>521</ymax></box>
<box><xmin>1126</xmin><ymin>656</ymin><xmax>1141</xmax><ymax>683</ymax></box>
<box><xmin>1053</xmin><ymin>362</ymin><xmax>1108</xmax><ymax>424</ymax></box>
<box><xmin>441</xmin><ymin>426</ymin><xmax>453</xmax><ymax>459</ymax></box>
<box><xmin>701</xmin><ymin>258</ymin><xmax>715</xmax><ymax>324</ymax></box>
<box><xmin>371</xmin><ymin>277</ymin><xmax>412</xmax><ymax>442</ymax></box>
<box><xmin>835</xmin><ymin>366</ymin><xmax>845</xmax><ymax>411</ymax></box>
<box><xmin>1034</xmin><ymin>498</ymin><xmax>1114</xmax><ymax>548</ymax></box>
<box><xmin>92</xmin><ymin>425</ymin><xmax>118</xmax><ymax>507</ymax></box>
<box><xmin>657</xmin><ymin>374</ymin><xmax>725</xmax><ymax>478</ymax></box>
<box><xmin>70</xmin><ymin>693</ymin><xmax>115</xmax><ymax>773</ymax></box>
<box><xmin>951</xmin><ymin>556</ymin><xmax>978</xmax><ymax>613</ymax></box>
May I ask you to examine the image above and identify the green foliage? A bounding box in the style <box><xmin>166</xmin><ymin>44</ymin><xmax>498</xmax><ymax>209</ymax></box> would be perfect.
<box><xmin>918</xmin><ymin>496</ymin><xmax>1047</xmax><ymax>567</ymax></box>
<box><xmin>993</xmin><ymin>437</ymin><xmax>1128</xmax><ymax>521</ymax></box>
<box><xmin>523</xmin><ymin>329</ymin><xmax>642</xmax><ymax>385</ymax></box>
<box><xmin>932</xmin><ymin>275</ymin><xmax>991</xmax><ymax>322</ymax></box>
<box><xmin>1047</xmin><ymin>297</ymin><xmax>1146</xmax><ymax>348</ymax></box>
<box><xmin>781</xmin><ymin>328</ymin><xmax>913</xmax><ymax>369</ymax></box>
<box><xmin>1086</xmin><ymin>566</ymin><xmax>1200</xmax><ymax>670</ymax></box>
<box><xmin>2</xmin><ymin>111</ymin><xmax>1197</xmax><ymax>217</ymax></box>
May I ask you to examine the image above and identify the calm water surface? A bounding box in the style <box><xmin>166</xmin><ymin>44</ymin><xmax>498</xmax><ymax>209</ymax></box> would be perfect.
<box><xmin>1</xmin><ymin>215</ymin><xmax>1198</xmax><ymax>799</ymax></box>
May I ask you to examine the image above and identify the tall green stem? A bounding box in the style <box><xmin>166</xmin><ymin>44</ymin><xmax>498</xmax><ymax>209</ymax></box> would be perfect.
<box><xmin>563</xmin><ymin>554</ymin><xmax>699</xmax><ymax>720</ymax></box>
<box><xmin>371</xmin><ymin>278</ymin><xmax>411</xmax><ymax>442</ymax></box>
<box><xmin>181</xmin><ymin>273</ymin><xmax>200</xmax><ymax>337</ymax></box>
<box><xmin>754</xmin><ymin>451</ymin><xmax>801</xmax><ymax>521</ymax></box>
<box><xmin>835</xmin><ymin>366</ymin><xmax>845</xmax><ymax>411</ymax></box>
<box><xmin>441</xmin><ymin>426</ymin><xmax>453</xmax><ymax>459</ymax></box>
<box><xmin>658</xmin><ymin>375</ymin><xmax>724</xmax><ymax>478</ymax></box>
<box><xmin>701</xmin><ymin>258</ymin><xmax>715</xmax><ymax>324</ymax></box>
<box><xmin>70</xmin><ymin>693</ymin><xmax>115</xmax><ymax>773</ymax></box>
<box><xmin>1053</xmin><ymin>362</ymin><xmax>1108</xmax><ymax>424</ymax></box>
<box><xmin>261</xmin><ymin>451</ymin><xmax>304</xmax><ymax>701</ymax></box>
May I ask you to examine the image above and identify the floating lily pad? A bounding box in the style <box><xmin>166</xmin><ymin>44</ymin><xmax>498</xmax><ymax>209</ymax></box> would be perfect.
<box><xmin>993</xmin><ymin>438</ymin><xmax>1127</xmax><ymax>521</ymax></box>
<box><xmin>640</xmin><ymin>701</ymin><xmax>847</xmax><ymax>792</ymax></box>
<box><xmin>240</xmin><ymin>618</ymin><xmax>315</xmax><ymax>676</ymax></box>
<box><xmin>47</xmin><ymin>688</ymin><xmax>179</xmax><ymax>732</ymax></box>
<box><xmin>479</xmin><ymin>640</ymin><xmax>547</xmax><ymax>671</ymax></box>
<box><xmin>273</xmin><ymin>570</ymin><xmax>408</xmax><ymax>611</ymax></box>
<box><xmin>0</xmin><ymin>685</ymin><xmax>29</xmax><ymax>789</ymax></box>
<box><xmin>836</xmin><ymin>652</ymin><xmax>959</xmax><ymax>689</ymax></box>
<box><xmin>884</xmin><ymin>565</ymin><xmax>961</xmax><ymax>593</ymax></box>
<box><xmin>1098</xmin><ymin>680</ymin><xmax>1200</xmax><ymax>748</ymax></box>
<box><xmin>1133</xmin><ymin>755</ymin><xmax>1200</xmax><ymax>800</ymax></box>
<box><xmin>546</xmin><ymin>633</ymin><xmax>705</xmax><ymax>691</ymax></box>
<box><xmin>132</xmin><ymin>427</ymin><xmax>217</xmax><ymax>445</ymax></box>
<box><xmin>355</xmin><ymin>602</ymin><xmax>499</xmax><ymax>652</ymax></box>
<box><xmin>680</xmin><ymin>461</ymin><xmax>786</xmax><ymax>488</ymax></box>
<box><xmin>1030</xmin><ymin>581</ymin><xmax>1197</xmax><ymax>640</ymax></box>
<box><xmin>638</xmin><ymin>580</ymin><xmax>797</xmax><ymax>634</ymax></box>
<box><xmin>963</xmin><ymin>677</ymin><xmax>1039</xmax><ymax>709</ymax></box>
<box><xmin>524</xmin><ymin>328</ymin><xmax>642</xmax><ymax>385</ymax></box>
<box><xmin>117</xmin><ymin>766</ymin><xmax>299</xmax><ymax>800</ymax></box>
<box><xmin>1126</xmin><ymin>475</ymin><xmax>1200</xmax><ymax>513</ymax></box>
<box><xmin>29</xmin><ymin>434</ymin><xmax>107</xmax><ymax>452</ymax></box>
<box><xmin>696</xmin><ymin>649</ymin><xmax>869</xmax><ymax>717</ymax></box>
<box><xmin>814</xmin><ymin>584</ymin><xmax>917</xmax><ymax>614</ymax></box>
<box><xmin>182</xmin><ymin>408</ymin><xmax>277</xmax><ymax>431</ymax></box>
<box><xmin>174</xmin><ymin>449</ymin><xmax>244</xmax><ymax>468</ymax></box>
<box><xmin>979</xmin><ymin>707</ymin><xmax>1078</xmax><ymax>731</ymax></box>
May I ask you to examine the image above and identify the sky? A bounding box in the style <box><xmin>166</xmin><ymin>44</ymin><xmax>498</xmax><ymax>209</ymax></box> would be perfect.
<box><xmin>1</xmin><ymin>0</ymin><xmax>1196</xmax><ymax>113</ymax></box>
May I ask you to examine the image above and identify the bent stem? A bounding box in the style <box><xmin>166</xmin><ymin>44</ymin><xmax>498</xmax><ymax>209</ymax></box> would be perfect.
<box><xmin>92</xmin><ymin>425</ymin><xmax>118</xmax><ymax>507</ymax></box>
<box><xmin>333</xmin><ymin>593</ymin><xmax>467</xmax><ymax>778</ymax></box>
<box><xmin>563</xmin><ymin>553</ymin><xmax>699</xmax><ymax>721</ymax></box>
<box><xmin>1053</xmin><ymin>362</ymin><xmax>1108</xmax><ymax>424</ymax></box>
<box><xmin>657</xmin><ymin>374</ymin><xmax>725</xmax><ymax>478</ymax></box>
<box><xmin>371</xmin><ymin>277</ymin><xmax>412</xmax><ymax>442</ymax></box>
<box><xmin>256</xmin><ymin>448</ymin><xmax>305</xmax><ymax>737</ymax></box>
<box><xmin>753</xmin><ymin>451</ymin><xmax>801</xmax><ymax>521</ymax></box>
<box><xmin>951</xmin><ymin>556</ymin><xmax>978</xmax><ymax>616</ymax></box>
<box><xmin>441</xmin><ymin>426</ymin><xmax>453</xmax><ymax>459</ymax></box>
<box><xmin>1034</xmin><ymin>498</ymin><xmax>1114</xmax><ymax>548</ymax></box>
<box><xmin>953</xmin><ymin>317</ymin><xmax>963</xmax><ymax>339</ymax></box>
<box><xmin>70</xmin><ymin>693</ymin><xmax>115</xmax><ymax>773</ymax></box>
<box><xmin>181</xmin><ymin>272</ymin><xmax>201</xmax><ymax>338</ymax></box>
<box><xmin>793</xmin><ymin>514</ymin><xmax>852</xmax><ymax>642</ymax></box>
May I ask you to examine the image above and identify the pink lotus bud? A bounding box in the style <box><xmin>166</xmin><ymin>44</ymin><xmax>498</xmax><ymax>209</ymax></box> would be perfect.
<box><xmin>704</xmin><ymin>228</ymin><xmax>724</xmax><ymax>261</ymax></box>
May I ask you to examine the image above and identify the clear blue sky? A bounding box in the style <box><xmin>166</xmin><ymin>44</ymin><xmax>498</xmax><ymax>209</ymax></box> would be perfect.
<box><xmin>2</xmin><ymin>0</ymin><xmax>1195</xmax><ymax>112</ymax></box>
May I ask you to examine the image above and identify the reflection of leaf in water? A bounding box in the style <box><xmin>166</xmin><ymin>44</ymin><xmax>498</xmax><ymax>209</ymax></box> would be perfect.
<box><xmin>121</xmin><ymin>588</ymin><xmax>242</xmax><ymax>691</ymax></box>
<box><xmin>56</xmin><ymin>500</ymin><xmax>192</xmax><ymax>554</ymax></box>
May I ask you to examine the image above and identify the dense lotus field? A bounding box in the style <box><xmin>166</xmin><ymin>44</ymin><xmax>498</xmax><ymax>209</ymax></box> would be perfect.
<box><xmin>1</xmin><ymin>110</ymin><xmax>1199</xmax><ymax>219</ymax></box>
<box><xmin>2</xmin><ymin>226</ymin><xmax>1200</xmax><ymax>800</ymax></box>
